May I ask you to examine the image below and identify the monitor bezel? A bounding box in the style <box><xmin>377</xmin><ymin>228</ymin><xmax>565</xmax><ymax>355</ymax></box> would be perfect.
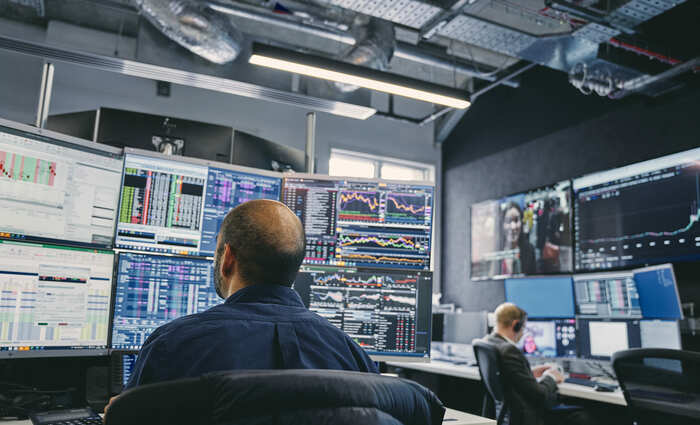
<box><xmin>469</xmin><ymin>179</ymin><xmax>574</xmax><ymax>281</ymax></box>
<box><xmin>0</xmin><ymin>239</ymin><xmax>115</xmax><ymax>359</ymax></box>
<box><xmin>0</xmin><ymin>117</ymin><xmax>124</xmax><ymax>250</ymax></box>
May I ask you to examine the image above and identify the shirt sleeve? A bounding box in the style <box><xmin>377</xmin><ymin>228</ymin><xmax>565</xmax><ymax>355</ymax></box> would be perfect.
<box><xmin>500</xmin><ymin>345</ymin><xmax>558</xmax><ymax>408</ymax></box>
<box><xmin>124</xmin><ymin>330</ymin><xmax>167</xmax><ymax>390</ymax></box>
<box><xmin>346</xmin><ymin>336</ymin><xmax>380</xmax><ymax>374</ymax></box>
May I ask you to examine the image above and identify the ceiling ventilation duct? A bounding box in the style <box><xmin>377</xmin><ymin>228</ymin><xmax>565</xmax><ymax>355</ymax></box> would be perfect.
<box><xmin>134</xmin><ymin>0</ymin><xmax>244</xmax><ymax>64</ymax></box>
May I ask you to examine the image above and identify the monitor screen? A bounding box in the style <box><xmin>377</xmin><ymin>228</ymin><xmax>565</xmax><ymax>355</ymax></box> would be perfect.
<box><xmin>0</xmin><ymin>123</ymin><xmax>123</xmax><ymax>248</ymax></box>
<box><xmin>121</xmin><ymin>354</ymin><xmax>137</xmax><ymax>389</ymax></box>
<box><xmin>111</xmin><ymin>252</ymin><xmax>220</xmax><ymax>350</ymax></box>
<box><xmin>471</xmin><ymin>181</ymin><xmax>572</xmax><ymax>280</ymax></box>
<box><xmin>282</xmin><ymin>177</ymin><xmax>434</xmax><ymax>270</ymax></box>
<box><xmin>640</xmin><ymin>320</ymin><xmax>682</xmax><ymax>350</ymax></box>
<box><xmin>519</xmin><ymin>319</ymin><xmax>577</xmax><ymax>358</ymax></box>
<box><xmin>293</xmin><ymin>265</ymin><xmax>433</xmax><ymax>361</ymax></box>
<box><xmin>578</xmin><ymin>318</ymin><xmax>641</xmax><ymax>360</ymax></box>
<box><xmin>633</xmin><ymin>264</ymin><xmax>683</xmax><ymax>320</ymax></box>
<box><xmin>199</xmin><ymin>166</ymin><xmax>282</xmax><ymax>256</ymax></box>
<box><xmin>115</xmin><ymin>153</ymin><xmax>208</xmax><ymax>256</ymax></box>
<box><xmin>0</xmin><ymin>240</ymin><xmax>114</xmax><ymax>358</ymax></box>
<box><xmin>574</xmin><ymin>146</ymin><xmax>700</xmax><ymax>271</ymax></box>
<box><xmin>573</xmin><ymin>272</ymin><xmax>641</xmax><ymax>318</ymax></box>
<box><xmin>505</xmin><ymin>276</ymin><xmax>575</xmax><ymax>318</ymax></box>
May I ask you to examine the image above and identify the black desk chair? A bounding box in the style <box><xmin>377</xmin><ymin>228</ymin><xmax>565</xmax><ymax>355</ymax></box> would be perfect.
<box><xmin>473</xmin><ymin>340</ymin><xmax>509</xmax><ymax>424</ymax></box>
<box><xmin>105</xmin><ymin>369</ymin><xmax>445</xmax><ymax>425</ymax></box>
<box><xmin>612</xmin><ymin>348</ymin><xmax>700</xmax><ymax>425</ymax></box>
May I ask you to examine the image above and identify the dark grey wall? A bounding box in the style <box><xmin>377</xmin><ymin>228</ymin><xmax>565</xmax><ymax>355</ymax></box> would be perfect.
<box><xmin>442</xmin><ymin>66</ymin><xmax>700</xmax><ymax>312</ymax></box>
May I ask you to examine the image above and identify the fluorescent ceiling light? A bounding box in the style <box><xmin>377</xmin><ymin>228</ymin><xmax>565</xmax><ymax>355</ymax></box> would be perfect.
<box><xmin>249</xmin><ymin>44</ymin><xmax>471</xmax><ymax>110</ymax></box>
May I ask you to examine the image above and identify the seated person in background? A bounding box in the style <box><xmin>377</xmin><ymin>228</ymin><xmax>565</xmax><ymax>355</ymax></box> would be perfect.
<box><xmin>123</xmin><ymin>199</ymin><xmax>378</xmax><ymax>391</ymax></box>
<box><xmin>483</xmin><ymin>303</ymin><xmax>593</xmax><ymax>425</ymax></box>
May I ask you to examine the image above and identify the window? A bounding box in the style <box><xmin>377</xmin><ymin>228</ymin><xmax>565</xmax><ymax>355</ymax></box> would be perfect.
<box><xmin>329</xmin><ymin>149</ymin><xmax>434</xmax><ymax>182</ymax></box>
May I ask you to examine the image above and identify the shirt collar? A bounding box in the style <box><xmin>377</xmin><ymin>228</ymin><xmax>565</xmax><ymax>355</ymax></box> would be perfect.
<box><xmin>224</xmin><ymin>284</ymin><xmax>306</xmax><ymax>308</ymax></box>
<box><xmin>494</xmin><ymin>331</ymin><xmax>519</xmax><ymax>347</ymax></box>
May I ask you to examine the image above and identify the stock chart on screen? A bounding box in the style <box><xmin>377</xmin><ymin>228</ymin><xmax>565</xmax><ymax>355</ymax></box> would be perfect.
<box><xmin>0</xmin><ymin>240</ymin><xmax>113</xmax><ymax>357</ymax></box>
<box><xmin>293</xmin><ymin>265</ymin><xmax>432</xmax><ymax>359</ymax></box>
<box><xmin>115</xmin><ymin>153</ymin><xmax>208</xmax><ymax>256</ymax></box>
<box><xmin>282</xmin><ymin>177</ymin><xmax>434</xmax><ymax>270</ymax></box>
<box><xmin>574</xmin><ymin>147</ymin><xmax>700</xmax><ymax>271</ymax></box>
<box><xmin>111</xmin><ymin>252</ymin><xmax>220</xmax><ymax>350</ymax></box>
<box><xmin>199</xmin><ymin>166</ymin><xmax>281</xmax><ymax>255</ymax></box>
<box><xmin>0</xmin><ymin>124</ymin><xmax>123</xmax><ymax>248</ymax></box>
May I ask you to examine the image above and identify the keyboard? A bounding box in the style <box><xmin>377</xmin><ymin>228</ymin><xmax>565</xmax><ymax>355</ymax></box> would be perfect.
<box><xmin>564</xmin><ymin>377</ymin><xmax>618</xmax><ymax>390</ymax></box>
<box><xmin>29</xmin><ymin>407</ymin><xmax>102</xmax><ymax>425</ymax></box>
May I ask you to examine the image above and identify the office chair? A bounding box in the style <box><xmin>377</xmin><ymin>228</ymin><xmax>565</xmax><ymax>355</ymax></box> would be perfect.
<box><xmin>473</xmin><ymin>340</ymin><xmax>509</xmax><ymax>424</ymax></box>
<box><xmin>612</xmin><ymin>348</ymin><xmax>700</xmax><ymax>425</ymax></box>
<box><xmin>104</xmin><ymin>369</ymin><xmax>445</xmax><ymax>425</ymax></box>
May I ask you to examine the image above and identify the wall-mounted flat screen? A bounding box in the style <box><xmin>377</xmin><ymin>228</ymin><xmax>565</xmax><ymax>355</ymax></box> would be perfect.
<box><xmin>574</xmin><ymin>147</ymin><xmax>700</xmax><ymax>271</ymax></box>
<box><xmin>282</xmin><ymin>177</ymin><xmax>434</xmax><ymax>270</ymax></box>
<box><xmin>471</xmin><ymin>181</ymin><xmax>572</xmax><ymax>280</ymax></box>
<box><xmin>0</xmin><ymin>121</ymin><xmax>123</xmax><ymax>248</ymax></box>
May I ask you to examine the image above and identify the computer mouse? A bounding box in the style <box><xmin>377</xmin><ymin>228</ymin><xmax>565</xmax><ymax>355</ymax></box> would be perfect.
<box><xmin>594</xmin><ymin>385</ymin><xmax>614</xmax><ymax>392</ymax></box>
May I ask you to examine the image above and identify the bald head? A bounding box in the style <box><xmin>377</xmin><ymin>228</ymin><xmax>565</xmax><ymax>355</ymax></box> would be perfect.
<box><xmin>214</xmin><ymin>200</ymin><xmax>306</xmax><ymax>296</ymax></box>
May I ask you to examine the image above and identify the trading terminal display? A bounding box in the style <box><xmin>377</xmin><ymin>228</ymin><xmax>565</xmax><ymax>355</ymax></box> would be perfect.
<box><xmin>574</xmin><ymin>146</ymin><xmax>700</xmax><ymax>271</ymax></box>
<box><xmin>471</xmin><ymin>181</ymin><xmax>572</xmax><ymax>280</ymax></box>
<box><xmin>505</xmin><ymin>276</ymin><xmax>575</xmax><ymax>318</ymax></box>
<box><xmin>0</xmin><ymin>241</ymin><xmax>114</xmax><ymax>356</ymax></box>
<box><xmin>0</xmin><ymin>125</ymin><xmax>123</xmax><ymax>248</ymax></box>
<box><xmin>633</xmin><ymin>264</ymin><xmax>683</xmax><ymax>320</ymax></box>
<box><xmin>282</xmin><ymin>177</ymin><xmax>434</xmax><ymax>270</ymax></box>
<box><xmin>577</xmin><ymin>319</ymin><xmax>641</xmax><ymax>360</ymax></box>
<box><xmin>293</xmin><ymin>265</ymin><xmax>432</xmax><ymax>359</ymax></box>
<box><xmin>199</xmin><ymin>166</ymin><xmax>281</xmax><ymax>255</ymax></box>
<box><xmin>111</xmin><ymin>252</ymin><xmax>220</xmax><ymax>350</ymax></box>
<box><xmin>573</xmin><ymin>272</ymin><xmax>641</xmax><ymax>318</ymax></box>
<box><xmin>115</xmin><ymin>154</ymin><xmax>208</xmax><ymax>256</ymax></box>
<box><xmin>519</xmin><ymin>319</ymin><xmax>577</xmax><ymax>358</ymax></box>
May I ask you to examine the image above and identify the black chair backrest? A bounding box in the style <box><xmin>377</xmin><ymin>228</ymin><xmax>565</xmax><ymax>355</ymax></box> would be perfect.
<box><xmin>612</xmin><ymin>348</ymin><xmax>700</xmax><ymax>423</ymax></box>
<box><xmin>473</xmin><ymin>340</ymin><xmax>508</xmax><ymax>424</ymax></box>
<box><xmin>105</xmin><ymin>369</ymin><xmax>445</xmax><ymax>425</ymax></box>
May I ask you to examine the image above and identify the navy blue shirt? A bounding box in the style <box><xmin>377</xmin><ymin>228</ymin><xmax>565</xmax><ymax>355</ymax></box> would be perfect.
<box><xmin>126</xmin><ymin>284</ymin><xmax>378</xmax><ymax>389</ymax></box>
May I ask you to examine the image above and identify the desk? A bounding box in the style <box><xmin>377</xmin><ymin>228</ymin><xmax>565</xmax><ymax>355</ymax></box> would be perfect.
<box><xmin>3</xmin><ymin>408</ymin><xmax>492</xmax><ymax>425</ymax></box>
<box><xmin>387</xmin><ymin>360</ymin><xmax>627</xmax><ymax>407</ymax></box>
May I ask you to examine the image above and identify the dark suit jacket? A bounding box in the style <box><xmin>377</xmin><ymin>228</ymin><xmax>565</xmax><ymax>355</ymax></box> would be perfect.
<box><xmin>484</xmin><ymin>333</ymin><xmax>558</xmax><ymax>425</ymax></box>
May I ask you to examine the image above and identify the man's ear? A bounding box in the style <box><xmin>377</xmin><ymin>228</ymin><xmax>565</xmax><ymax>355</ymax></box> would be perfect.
<box><xmin>221</xmin><ymin>244</ymin><xmax>236</xmax><ymax>278</ymax></box>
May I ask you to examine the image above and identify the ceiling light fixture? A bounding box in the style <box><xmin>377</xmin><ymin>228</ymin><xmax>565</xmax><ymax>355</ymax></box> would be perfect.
<box><xmin>249</xmin><ymin>43</ymin><xmax>471</xmax><ymax>110</ymax></box>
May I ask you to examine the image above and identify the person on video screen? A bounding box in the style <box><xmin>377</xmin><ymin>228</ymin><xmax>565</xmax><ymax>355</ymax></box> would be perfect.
<box><xmin>501</xmin><ymin>202</ymin><xmax>535</xmax><ymax>275</ymax></box>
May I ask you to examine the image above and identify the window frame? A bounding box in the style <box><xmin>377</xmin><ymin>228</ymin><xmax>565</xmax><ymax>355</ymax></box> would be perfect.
<box><xmin>329</xmin><ymin>148</ymin><xmax>435</xmax><ymax>182</ymax></box>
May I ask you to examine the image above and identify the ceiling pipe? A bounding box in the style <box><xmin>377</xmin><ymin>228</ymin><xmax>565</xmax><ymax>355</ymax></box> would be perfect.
<box><xmin>206</xmin><ymin>1</ymin><xmax>518</xmax><ymax>88</ymax></box>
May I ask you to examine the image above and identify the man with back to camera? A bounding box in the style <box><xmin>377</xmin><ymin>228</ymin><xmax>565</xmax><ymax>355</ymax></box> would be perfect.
<box><xmin>482</xmin><ymin>303</ymin><xmax>596</xmax><ymax>425</ymax></box>
<box><xmin>116</xmin><ymin>199</ymin><xmax>378</xmax><ymax>394</ymax></box>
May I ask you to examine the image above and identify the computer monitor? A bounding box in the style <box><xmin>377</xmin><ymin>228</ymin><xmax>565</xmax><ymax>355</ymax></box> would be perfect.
<box><xmin>292</xmin><ymin>265</ymin><xmax>433</xmax><ymax>362</ymax></box>
<box><xmin>633</xmin><ymin>264</ymin><xmax>683</xmax><ymax>320</ymax></box>
<box><xmin>0</xmin><ymin>240</ymin><xmax>114</xmax><ymax>358</ymax></box>
<box><xmin>471</xmin><ymin>180</ymin><xmax>572</xmax><ymax>280</ymax></box>
<box><xmin>282</xmin><ymin>176</ymin><xmax>434</xmax><ymax>270</ymax></box>
<box><xmin>505</xmin><ymin>276</ymin><xmax>575</xmax><ymax>318</ymax></box>
<box><xmin>574</xmin><ymin>146</ymin><xmax>700</xmax><ymax>272</ymax></box>
<box><xmin>110</xmin><ymin>252</ymin><xmax>220</xmax><ymax>350</ymax></box>
<box><xmin>199</xmin><ymin>165</ymin><xmax>282</xmax><ymax>256</ymax></box>
<box><xmin>0</xmin><ymin>118</ymin><xmax>123</xmax><ymax>248</ymax></box>
<box><xmin>640</xmin><ymin>320</ymin><xmax>682</xmax><ymax>350</ymax></box>
<box><xmin>519</xmin><ymin>319</ymin><xmax>577</xmax><ymax>358</ymax></box>
<box><xmin>573</xmin><ymin>271</ymin><xmax>641</xmax><ymax>318</ymax></box>
<box><xmin>115</xmin><ymin>150</ymin><xmax>209</xmax><ymax>256</ymax></box>
<box><xmin>578</xmin><ymin>318</ymin><xmax>641</xmax><ymax>360</ymax></box>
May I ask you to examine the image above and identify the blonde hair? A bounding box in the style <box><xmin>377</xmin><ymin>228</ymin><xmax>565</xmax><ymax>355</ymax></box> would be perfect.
<box><xmin>495</xmin><ymin>302</ymin><xmax>527</xmax><ymax>328</ymax></box>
